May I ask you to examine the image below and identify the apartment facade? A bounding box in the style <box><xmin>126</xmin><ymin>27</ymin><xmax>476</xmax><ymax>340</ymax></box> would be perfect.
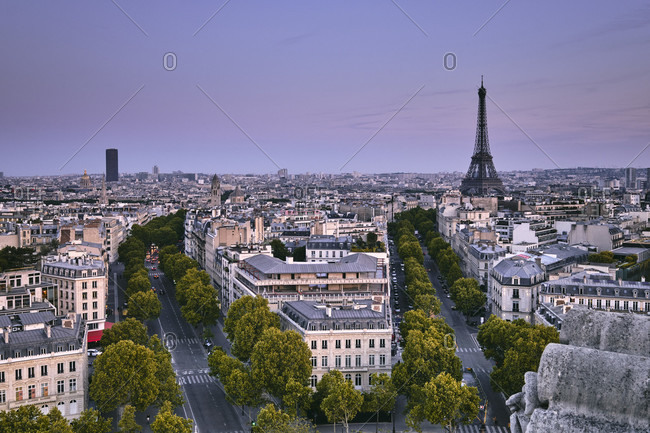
<box><xmin>491</xmin><ymin>259</ymin><xmax>546</xmax><ymax>322</ymax></box>
<box><xmin>0</xmin><ymin>312</ymin><xmax>87</xmax><ymax>420</ymax></box>
<box><xmin>41</xmin><ymin>255</ymin><xmax>108</xmax><ymax>331</ymax></box>
<box><xmin>278</xmin><ymin>300</ymin><xmax>391</xmax><ymax>391</ymax></box>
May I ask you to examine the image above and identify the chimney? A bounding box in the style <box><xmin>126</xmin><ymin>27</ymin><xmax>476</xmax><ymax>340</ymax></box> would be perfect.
<box><xmin>286</xmin><ymin>257</ymin><xmax>293</xmax><ymax>264</ymax></box>
<box><xmin>618</xmin><ymin>278</ymin><xmax>623</xmax><ymax>286</ymax></box>
<box><xmin>326</xmin><ymin>305</ymin><xmax>332</xmax><ymax>317</ymax></box>
<box><xmin>3</xmin><ymin>328</ymin><xmax>8</xmax><ymax>344</ymax></box>
<box><xmin>45</xmin><ymin>324</ymin><xmax>51</xmax><ymax>338</ymax></box>
<box><xmin>535</xmin><ymin>257</ymin><xmax>542</xmax><ymax>268</ymax></box>
<box><xmin>642</xmin><ymin>276</ymin><xmax>646</xmax><ymax>283</ymax></box>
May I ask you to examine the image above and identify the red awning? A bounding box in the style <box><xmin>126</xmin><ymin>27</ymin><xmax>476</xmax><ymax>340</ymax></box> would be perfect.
<box><xmin>87</xmin><ymin>322</ymin><xmax>114</xmax><ymax>343</ymax></box>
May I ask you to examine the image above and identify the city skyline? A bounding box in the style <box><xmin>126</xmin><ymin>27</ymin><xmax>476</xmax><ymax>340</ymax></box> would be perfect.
<box><xmin>1</xmin><ymin>1</ymin><xmax>649</xmax><ymax>176</ymax></box>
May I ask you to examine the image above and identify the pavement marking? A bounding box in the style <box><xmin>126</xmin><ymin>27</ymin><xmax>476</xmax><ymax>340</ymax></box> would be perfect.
<box><xmin>455</xmin><ymin>425</ymin><xmax>509</xmax><ymax>433</ymax></box>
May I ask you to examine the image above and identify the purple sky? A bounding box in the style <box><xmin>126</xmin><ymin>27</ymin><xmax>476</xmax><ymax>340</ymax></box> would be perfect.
<box><xmin>1</xmin><ymin>1</ymin><xmax>649</xmax><ymax>176</ymax></box>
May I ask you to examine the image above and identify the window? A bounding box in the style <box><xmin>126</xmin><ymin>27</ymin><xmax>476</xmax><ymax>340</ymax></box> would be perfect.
<box><xmin>344</xmin><ymin>374</ymin><xmax>352</xmax><ymax>382</ymax></box>
<box><xmin>82</xmin><ymin>293</ymin><xmax>87</xmax><ymax>300</ymax></box>
<box><xmin>369</xmin><ymin>355</ymin><xmax>375</xmax><ymax>366</ymax></box>
<box><xmin>311</xmin><ymin>356</ymin><xmax>317</xmax><ymax>368</ymax></box>
<box><xmin>82</xmin><ymin>282</ymin><xmax>87</xmax><ymax>289</ymax></box>
<box><xmin>310</xmin><ymin>375</ymin><xmax>317</xmax><ymax>387</ymax></box>
<box><xmin>69</xmin><ymin>361</ymin><xmax>76</xmax><ymax>372</ymax></box>
<box><xmin>82</xmin><ymin>303</ymin><xmax>88</xmax><ymax>311</ymax></box>
<box><xmin>92</xmin><ymin>281</ymin><xmax>98</xmax><ymax>289</ymax></box>
<box><xmin>369</xmin><ymin>339</ymin><xmax>375</xmax><ymax>348</ymax></box>
<box><xmin>93</xmin><ymin>291</ymin><xmax>98</xmax><ymax>298</ymax></box>
<box><xmin>311</xmin><ymin>341</ymin><xmax>317</xmax><ymax>350</ymax></box>
<box><xmin>355</xmin><ymin>339</ymin><xmax>361</xmax><ymax>349</ymax></box>
<box><xmin>15</xmin><ymin>387</ymin><xmax>23</xmax><ymax>401</ymax></box>
<box><xmin>321</xmin><ymin>340</ymin><xmax>328</xmax><ymax>350</ymax></box>
<box><xmin>41</xmin><ymin>383</ymin><xmax>49</xmax><ymax>397</ymax></box>
<box><xmin>379</xmin><ymin>354</ymin><xmax>386</xmax><ymax>366</ymax></box>
<box><xmin>0</xmin><ymin>390</ymin><xmax>5</xmax><ymax>404</ymax></box>
<box><xmin>512</xmin><ymin>288</ymin><xmax>520</xmax><ymax>299</ymax></box>
<box><xmin>15</xmin><ymin>369</ymin><xmax>22</xmax><ymax>381</ymax></box>
<box><xmin>355</xmin><ymin>355</ymin><xmax>361</xmax><ymax>367</ymax></box>
<box><xmin>92</xmin><ymin>301</ymin><xmax>98</xmax><ymax>309</ymax></box>
<box><xmin>335</xmin><ymin>355</ymin><xmax>341</xmax><ymax>368</ymax></box>
<box><xmin>0</xmin><ymin>371</ymin><xmax>4</xmax><ymax>383</ymax></box>
<box><xmin>513</xmin><ymin>302</ymin><xmax>519</xmax><ymax>312</ymax></box>
<box><xmin>27</xmin><ymin>349</ymin><xmax>34</xmax><ymax>356</ymax></box>
<box><xmin>345</xmin><ymin>339</ymin><xmax>351</xmax><ymax>349</ymax></box>
<box><xmin>69</xmin><ymin>379</ymin><xmax>77</xmax><ymax>392</ymax></box>
<box><xmin>93</xmin><ymin>312</ymin><xmax>98</xmax><ymax>319</ymax></box>
<box><xmin>57</xmin><ymin>380</ymin><xmax>64</xmax><ymax>394</ymax></box>
<box><xmin>355</xmin><ymin>374</ymin><xmax>362</xmax><ymax>387</ymax></box>
<box><xmin>379</xmin><ymin>339</ymin><xmax>386</xmax><ymax>348</ymax></box>
<box><xmin>345</xmin><ymin>355</ymin><xmax>351</xmax><ymax>368</ymax></box>
<box><xmin>57</xmin><ymin>401</ymin><xmax>65</xmax><ymax>415</ymax></box>
<box><xmin>596</xmin><ymin>299</ymin><xmax>602</xmax><ymax>309</ymax></box>
<box><xmin>321</xmin><ymin>356</ymin><xmax>328</xmax><ymax>367</ymax></box>
<box><xmin>57</xmin><ymin>363</ymin><xmax>64</xmax><ymax>374</ymax></box>
<box><xmin>28</xmin><ymin>385</ymin><xmax>36</xmax><ymax>399</ymax></box>
<box><xmin>40</xmin><ymin>348</ymin><xmax>47</xmax><ymax>355</ymax></box>
<box><xmin>28</xmin><ymin>367</ymin><xmax>35</xmax><ymax>378</ymax></box>
<box><xmin>335</xmin><ymin>340</ymin><xmax>341</xmax><ymax>349</ymax></box>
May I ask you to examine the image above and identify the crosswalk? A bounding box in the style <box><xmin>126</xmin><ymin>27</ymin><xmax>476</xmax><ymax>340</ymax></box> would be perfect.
<box><xmin>455</xmin><ymin>424</ymin><xmax>510</xmax><ymax>433</ymax></box>
<box><xmin>456</xmin><ymin>347</ymin><xmax>482</xmax><ymax>353</ymax></box>
<box><xmin>176</xmin><ymin>337</ymin><xmax>201</xmax><ymax>345</ymax></box>
<box><xmin>177</xmin><ymin>373</ymin><xmax>215</xmax><ymax>385</ymax></box>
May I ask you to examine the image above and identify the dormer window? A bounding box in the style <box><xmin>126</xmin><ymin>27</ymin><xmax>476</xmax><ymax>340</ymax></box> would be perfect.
<box><xmin>596</xmin><ymin>287</ymin><xmax>602</xmax><ymax>296</ymax></box>
<box><xmin>633</xmin><ymin>290</ymin><xmax>638</xmax><ymax>298</ymax></box>
<box><xmin>512</xmin><ymin>277</ymin><xmax>520</xmax><ymax>285</ymax></box>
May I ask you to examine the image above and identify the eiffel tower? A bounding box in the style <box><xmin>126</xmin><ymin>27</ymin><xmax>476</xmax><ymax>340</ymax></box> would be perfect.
<box><xmin>460</xmin><ymin>77</ymin><xmax>504</xmax><ymax>196</ymax></box>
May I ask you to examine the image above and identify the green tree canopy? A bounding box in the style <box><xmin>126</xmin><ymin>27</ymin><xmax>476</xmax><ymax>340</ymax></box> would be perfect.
<box><xmin>148</xmin><ymin>335</ymin><xmax>184</xmax><ymax>408</ymax></box>
<box><xmin>413</xmin><ymin>293</ymin><xmax>442</xmax><ymax>317</ymax></box>
<box><xmin>253</xmin><ymin>404</ymin><xmax>314</xmax><ymax>433</ymax></box>
<box><xmin>208</xmin><ymin>348</ymin><xmax>263</xmax><ymax>408</ymax></box>
<box><xmin>251</xmin><ymin>328</ymin><xmax>312</xmax><ymax>404</ymax></box>
<box><xmin>451</xmin><ymin>279</ymin><xmax>485</xmax><ymax>317</ymax></box>
<box><xmin>231</xmin><ymin>305</ymin><xmax>280</xmax><ymax>362</ymax></box>
<box><xmin>588</xmin><ymin>250</ymin><xmax>615</xmax><ymax>263</ymax></box>
<box><xmin>180</xmin><ymin>281</ymin><xmax>220</xmax><ymax>327</ymax></box>
<box><xmin>70</xmin><ymin>408</ymin><xmax>112</xmax><ymax>433</ymax></box>
<box><xmin>270</xmin><ymin>239</ymin><xmax>289</xmax><ymax>261</ymax></box>
<box><xmin>100</xmin><ymin>318</ymin><xmax>149</xmax><ymax>349</ymax></box>
<box><xmin>128</xmin><ymin>290</ymin><xmax>162</xmax><ymax>322</ymax></box>
<box><xmin>150</xmin><ymin>401</ymin><xmax>192</xmax><ymax>433</ymax></box>
<box><xmin>175</xmin><ymin>268</ymin><xmax>211</xmax><ymax>306</ymax></box>
<box><xmin>399</xmin><ymin>241</ymin><xmax>424</xmax><ymax>264</ymax></box>
<box><xmin>126</xmin><ymin>273</ymin><xmax>151</xmax><ymax>298</ymax></box>
<box><xmin>117</xmin><ymin>405</ymin><xmax>141</xmax><ymax>433</ymax></box>
<box><xmin>318</xmin><ymin>370</ymin><xmax>364</xmax><ymax>433</ymax></box>
<box><xmin>363</xmin><ymin>373</ymin><xmax>396</xmax><ymax>431</ymax></box>
<box><xmin>477</xmin><ymin>316</ymin><xmax>559</xmax><ymax>396</ymax></box>
<box><xmin>89</xmin><ymin>340</ymin><xmax>159</xmax><ymax>412</ymax></box>
<box><xmin>406</xmin><ymin>372</ymin><xmax>480</xmax><ymax>433</ymax></box>
<box><xmin>223</xmin><ymin>296</ymin><xmax>272</xmax><ymax>342</ymax></box>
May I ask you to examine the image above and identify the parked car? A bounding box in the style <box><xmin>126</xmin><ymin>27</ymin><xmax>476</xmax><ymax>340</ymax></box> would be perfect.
<box><xmin>88</xmin><ymin>349</ymin><xmax>102</xmax><ymax>357</ymax></box>
<box><xmin>204</xmin><ymin>339</ymin><xmax>213</xmax><ymax>348</ymax></box>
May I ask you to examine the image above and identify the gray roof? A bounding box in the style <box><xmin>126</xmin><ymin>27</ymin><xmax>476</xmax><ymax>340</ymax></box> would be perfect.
<box><xmin>0</xmin><ymin>316</ymin><xmax>11</xmax><ymax>327</ymax></box>
<box><xmin>287</xmin><ymin>300</ymin><xmax>384</xmax><ymax>321</ymax></box>
<box><xmin>245</xmin><ymin>253</ymin><xmax>378</xmax><ymax>275</ymax></box>
<box><xmin>18</xmin><ymin>311</ymin><xmax>55</xmax><ymax>325</ymax></box>
<box><xmin>494</xmin><ymin>259</ymin><xmax>544</xmax><ymax>279</ymax></box>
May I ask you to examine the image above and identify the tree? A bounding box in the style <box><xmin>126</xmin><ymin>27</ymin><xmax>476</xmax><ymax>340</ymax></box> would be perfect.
<box><xmin>223</xmin><ymin>296</ymin><xmax>272</xmax><ymax>342</ymax></box>
<box><xmin>414</xmin><ymin>293</ymin><xmax>441</xmax><ymax>317</ymax></box>
<box><xmin>128</xmin><ymin>290</ymin><xmax>162</xmax><ymax>321</ymax></box>
<box><xmin>0</xmin><ymin>405</ymin><xmax>50</xmax><ymax>433</ymax></box>
<box><xmin>270</xmin><ymin>239</ymin><xmax>289</xmax><ymax>261</ymax></box>
<box><xmin>90</xmin><ymin>340</ymin><xmax>159</xmax><ymax>412</ymax></box>
<box><xmin>445</xmin><ymin>262</ymin><xmax>463</xmax><ymax>286</ymax></box>
<box><xmin>428</xmin><ymin>237</ymin><xmax>449</xmax><ymax>261</ymax></box>
<box><xmin>478</xmin><ymin>316</ymin><xmax>559</xmax><ymax>396</ymax></box>
<box><xmin>292</xmin><ymin>245</ymin><xmax>306</xmax><ymax>262</ymax></box>
<box><xmin>167</xmin><ymin>254</ymin><xmax>198</xmax><ymax>282</ymax></box>
<box><xmin>151</xmin><ymin>401</ymin><xmax>192</xmax><ymax>433</ymax></box>
<box><xmin>70</xmin><ymin>409</ymin><xmax>112</xmax><ymax>433</ymax></box>
<box><xmin>364</xmin><ymin>373</ymin><xmax>396</xmax><ymax>432</ymax></box>
<box><xmin>253</xmin><ymin>404</ymin><xmax>314</xmax><ymax>433</ymax></box>
<box><xmin>452</xmin><ymin>281</ymin><xmax>485</xmax><ymax>317</ymax></box>
<box><xmin>100</xmin><ymin>318</ymin><xmax>149</xmax><ymax>349</ymax></box>
<box><xmin>399</xmin><ymin>309</ymin><xmax>454</xmax><ymax>346</ymax></box>
<box><xmin>117</xmin><ymin>405</ymin><xmax>141</xmax><ymax>433</ymax></box>
<box><xmin>588</xmin><ymin>250</ymin><xmax>615</xmax><ymax>263</ymax></box>
<box><xmin>208</xmin><ymin>348</ymin><xmax>263</xmax><ymax>408</ymax></box>
<box><xmin>283</xmin><ymin>379</ymin><xmax>313</xmax><ymax>417</ymax></box>
<box><xmin>251</xmin><ymin>328</ymin><xmax>312</xmax><ymax>404</ymax></box>
<box><xmin>392</xmin><ymin>329</ymin><xmax>462</xmax><ymax>405</ymax></box>
<box><xmin>158</xmin><ymin>245</ymin><xmax>179</xmax><ymax>274</ymax></box>
<box><xmin>180</xmin><ymin>281</ymin><xmax>220</xmax><ymax>327</ymax></box>
<box><xmin>398</xmin><ymin>241</ymin><xmax>424</xmax><ymax>264</ymax></box>
<box><xmin>406</xmin><ymin>372</ymin><xmax>480</xmax><ymax>433</ymax></box>
<box><xmin>148</xmin><ymin>335</ymin><xmax>184</xmax><ymax>409</ymax></box>
<box><xmin>319</xmin><ymin>370</ymin><xmax>364</xmax><ymax>433</ymax></box>
<box><xmin>152</xmin><ymin>227</ymin><xmax>177</xmax><ymax>248</ymax></box>
<box><xmin>366</xmin><ymin>231</ymin><xmax>378</xmax><ymax>247</ymax></box>
<box><xmin>126</xmin><ymin>273</ymin><xmax>151</xmax><ymax>298</ymax></box>
<box><xmin>38</xmin><ymin>407</ymin><xmax>74</xmax><ymax>433</ymax></box>
<box><xmin>231</xmin><ymin>305</ymin><xmax>280</xmax><ymax>362</ymax></box>
<box><xmin>175</xmin><ymin>268</ymin><xmax>210</xmax><ymax>306</ymax></box>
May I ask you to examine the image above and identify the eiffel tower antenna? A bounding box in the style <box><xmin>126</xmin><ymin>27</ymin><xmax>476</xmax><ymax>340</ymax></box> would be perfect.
<box><xmin>460</xmin><ymin>78</ymin><xmax>504</xmax><ymax>196</ymax></box>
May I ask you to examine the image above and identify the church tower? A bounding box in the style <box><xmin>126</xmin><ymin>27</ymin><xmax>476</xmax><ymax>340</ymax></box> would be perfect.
<box><xmin>210</xmin><ymin>175</ymin><xmax>221</xmax><ymax>207</ymax></box>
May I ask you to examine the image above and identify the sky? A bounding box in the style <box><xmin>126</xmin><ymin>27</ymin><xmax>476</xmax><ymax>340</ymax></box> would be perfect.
<box><xmin>1</xmin><ymin>1</ymin><xmax>649</xmax><ymax>176</ymax></box>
